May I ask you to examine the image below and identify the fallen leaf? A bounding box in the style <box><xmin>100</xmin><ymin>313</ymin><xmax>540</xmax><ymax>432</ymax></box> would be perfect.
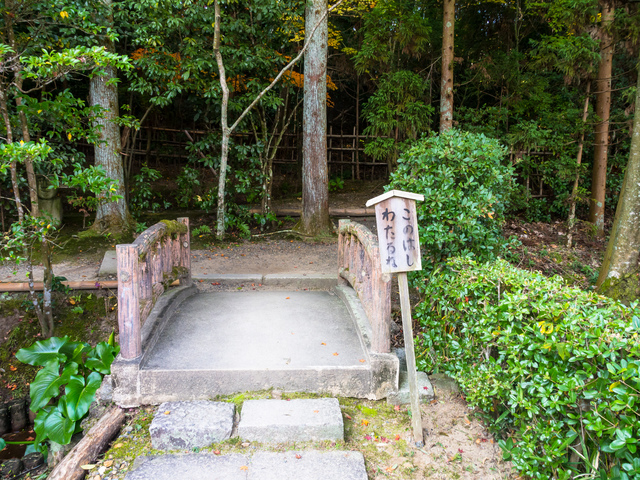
<box><xmin>164</xmin><ymin>411</ymin><xmax>171</xmax><ymax>415</ymax></box>
<box><xmin>314</xmin><ymin>410</ymin><xmax>319</xmax><ymax>413</ymax></box>
<box><xmin>240</xmin><ymin>466</ymin><xmax>249</xmax><ymax>471</ymax></box>
<box><xmin>394</xmin><ymin>434</ymin><xmax>400</xmax><ymax>441</ymax></box>
<box><xmin>9</xmin><ymin>366</ymin><xmax>16</xmax><ymax>371</ymax></box>
<box><xmin>464</xmin><ymin>417</ymin><xmax>471</xmax><ymax>425</ymax></box>
<box><xmin>295</xmin><ymin>454</ymin><xmax>302</xmax><ymax>459</ymax></box>
<box><xmin>103</xmin><ymin>460</ymin><xmax>113</xmax><ymax>467</ymax></box>
<box><xmin>361</xmin><ymin>419</ymin><xmax>369</xmax><ymax>426</ymax></box>
<box><xmin>286</xmin><ymin>297</ymin><xmax>290</xmax><ymax>299</ymax></box>
<box><xmin>213</xmin><ymin>450</ymin><xmax>221</xmax><ymax>455</ymax></box>
<box><xmin>333</xmin><ymin>352</ymin><xmax>339</xmax><ymax>356</ymax></box>
<box><xmin>394</xmin><ymin>405</ymin><xmax>400</xmax><ymax>412</ymax></box>
<box><xmin>385</xmin><ymin>465</ymin><xmax>398</xmax><ymax>472</ymax></box>
<box><xmin>359</xmin><ymin>359</ymin><xmax>365</xmax><ymax>363</ymax></box>
<box><xmin>344</xmin><ymin>413</ymin><xmax>352</xmax><ymax>420</ymax></box>
<box><xmin>321</xmin><ymin>342</ymin><xmax>326</xmax><ymax>346</ymax></box>
<box><xmin>80</xmin><ymin>464</ymin><xmax>96</xmax><ymax>470</ymax></box>
<box><xmin>114</xmin><ymin>443</ymin><xmax>123</xmax><ymax>448</ymax></box>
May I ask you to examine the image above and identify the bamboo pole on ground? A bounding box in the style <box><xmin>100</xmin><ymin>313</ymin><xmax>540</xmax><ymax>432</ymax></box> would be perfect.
<box><xmin>48</xmin><ymin>406</ymin><xmax>125</xmax><ymax>480</ymax></box>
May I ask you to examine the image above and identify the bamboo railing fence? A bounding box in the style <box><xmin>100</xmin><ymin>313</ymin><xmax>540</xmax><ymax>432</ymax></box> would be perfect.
<box><xmin>117</xmin><ymin>218</ymin><xmax>191</xmax><ymax>359</ymax></box>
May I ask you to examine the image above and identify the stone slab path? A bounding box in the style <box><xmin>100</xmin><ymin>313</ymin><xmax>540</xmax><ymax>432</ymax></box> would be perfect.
<box><xmin>238</xmin><ymin>398</ymin><xmax>343</xmax><ymax>443</ymax></box>
<box><xmin>126</xmin><ymin>398</ymin><xmax>367</xmax><ymax>480</ymax></box>
<box><xmin>125</xmin><ymin>451</ymin><xmax>368</xmax><ymax>480</ymax></box>
<box><xmin>150</xmin><ymin>401</ymin><xmax>234</xmax><ymax>450</ymax></box>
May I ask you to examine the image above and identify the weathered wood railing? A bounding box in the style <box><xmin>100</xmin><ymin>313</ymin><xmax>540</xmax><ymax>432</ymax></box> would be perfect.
<box><xmin>117</xmin><ymin>218</ymin><xmax>191</xmax><ymax>359</ymax></box>
<box><xmin>338</xmin><ymin>219</ymin><xmax>392</xmax><ymax>353</ymax></box>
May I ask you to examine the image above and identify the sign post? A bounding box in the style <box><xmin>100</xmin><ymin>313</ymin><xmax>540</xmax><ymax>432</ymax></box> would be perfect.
<box><xmin>366</xmin><ymin>190</ymin><xmax>425</xmax><ymax>446</ymax></box>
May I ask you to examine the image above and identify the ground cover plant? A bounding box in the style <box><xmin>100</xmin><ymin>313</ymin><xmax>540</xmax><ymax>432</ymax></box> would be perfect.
<box><xmin>414</xmin><ymin>257</ymin><xmax>640</xmax><ymax>479</ymax></box>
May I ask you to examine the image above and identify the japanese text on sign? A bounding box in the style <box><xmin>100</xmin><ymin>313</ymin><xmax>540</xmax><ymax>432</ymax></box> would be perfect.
<box><xmin>373</xmin><ymin>196</ymin><xmax>422</xmax><ymax>274</ymax></box>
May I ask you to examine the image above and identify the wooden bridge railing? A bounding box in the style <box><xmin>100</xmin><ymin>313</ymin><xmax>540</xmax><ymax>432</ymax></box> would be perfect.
<box><xmin>117</xmin><ymin>218</ymin><xmax>191</xmax><ymax>359</ymax></box>
<box><xmin>338</xmin><ymin>219</ymin><xmax>392</xmax><ymax>353</ymax></box>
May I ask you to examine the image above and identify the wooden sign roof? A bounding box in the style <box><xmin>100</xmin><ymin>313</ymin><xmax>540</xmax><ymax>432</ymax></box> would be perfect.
<box><xmin>365</xmin><ymin>190</ymin><xmax>424</xmax><ymax>207</ymax></box>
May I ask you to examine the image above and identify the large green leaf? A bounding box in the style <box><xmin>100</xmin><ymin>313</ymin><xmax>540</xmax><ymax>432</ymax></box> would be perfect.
<box><xmin>85</xmin><ymin>342</ymin><xmax>117</xmax><ymax>375</ymax></box>
<box><xmin>29</xmin><ymin>361</ymin><xmax>78</xmax><ymax>412</ymax></box>
<box><xmin>33</xmin><ymin>407</ymin><xmax>53</xmax><ymax>445</ymax></box>
<box><xmin>65</xmin><ymin>372</ymin><xmax>102</xmax><ymax>421</ymax></box>
<box><xmin>61</xmin><ymin>342</ymin><xmax>89</xmax><ymax>365</ymax></box>
<box><xmin>16</xmin><ymin>337</ymin><xmax>71</xmax><ymax>366</ymax></box>
<box><xmin>43</xmin><ymin>404</ymin><xmax>75</xmax><ymax>445</ymax></box>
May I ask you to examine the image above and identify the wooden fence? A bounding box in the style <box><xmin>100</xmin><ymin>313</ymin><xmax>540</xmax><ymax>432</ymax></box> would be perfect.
<box><xmin>117</xmin><ymin>218</ymin><xmax>191</xmax><ymax>359</ymax></box>
<box><xmin>338</xmin><ymin>219</ymin><xmax>392</xmax><ymax>353</ymax></box>
<box><xmin>116</xmin><ymin>126</ymin><xmax>388</xmax><ymax>180</ymax></box>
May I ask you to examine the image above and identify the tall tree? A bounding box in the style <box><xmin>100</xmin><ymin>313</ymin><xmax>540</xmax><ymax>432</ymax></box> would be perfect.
<box><xmin>298</xmin><ymin>0</ymin><xmax>332</xmax><ymax>236</ymax></box>
<box><xmin>440</xmin><ymin>0</ymin><xmax>455</xmax><ymax>132</ymax></box>
<box><xmin>596</xmin><ymin>58</ymin><xmax>640</xmax><ymax>302</ymax></box>
<box><xmin>589</xmin><ymin>0</ymin><xmax>615</xmax><ymax>235</ymax></box>
<box><xmin>90</xmin><ymin>0</ymin><xmax>131</xmax><ymax>234</ymax></box>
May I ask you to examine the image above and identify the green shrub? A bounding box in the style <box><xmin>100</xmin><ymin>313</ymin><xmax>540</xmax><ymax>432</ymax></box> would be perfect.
<box><xmin>388</xmin><ymin>129</ymin><xmax>515</xmax><ymax>269</ymax></box>
<box><xmin>415</xmin><ymin>257</ymin><xmax>640</xmax><ymax>479</ymax></box>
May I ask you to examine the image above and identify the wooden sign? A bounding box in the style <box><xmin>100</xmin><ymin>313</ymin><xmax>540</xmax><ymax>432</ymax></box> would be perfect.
<box><xmin>366</xmin><ymin>190</ymin><xmax>424</xmax><ymax>274</ymax></box>
<box><xmin>366</xmin><ymin>189</ymin><xmax>425</xmax><ymax>446</ymax></box>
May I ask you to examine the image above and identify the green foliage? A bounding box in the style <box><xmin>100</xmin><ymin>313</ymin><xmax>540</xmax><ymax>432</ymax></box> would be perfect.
<box><xmin>415</xmin><ymin>257</ymin><xmax>640</xmax><ymax>479</ymax></box>
<box><xmin>130</xmin><ymin>165</ymin><xmax>170</xmax><ymax>214</ymax></box>
<box><xmin>16</xmin><ymin>334</ymin><xmax>119</xmax><ymax>450</ymax></box>
<box><xmin>328</xmin><ymin>176</ymin><xmax>344</xmax><ymax>192</ymax></box>
<box><xmin>175</xmin><ymin>165</ymin><xmax>201</xmax><ymax>208</ymax></box>
<box><xmin>362</xmin><ymin>70</ymin><xmax>434</xmax><ymax>170</ymax></box>
<box><xmin>388</xmin><ymin>129</ymin><xmax>514</xmax><ymax>268</ymax></box>
<box><xmin>57</xmin><ymin>163</ymin><xmax>124</xmax><ymax>217</ymax></box>
<box><xmin>192</xmin><ymin>225</ymin><xmax>212</xmax><ymax>237</ymax></box>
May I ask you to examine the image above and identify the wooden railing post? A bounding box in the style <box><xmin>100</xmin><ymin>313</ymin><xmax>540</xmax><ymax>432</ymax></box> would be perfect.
<box><xmin>177</xmin><ymin>217</ymin><xmax>191</xmax><ymax>285</ymax></box>
<box><xmin>338</xmin><ymin>220</ymin><xmax>392</xmax><ymax>353</ymax></box>
<box><xmin>117</xmin><ymin>244</ymin><xmax>142</xmax><ymax>359</ymax></box>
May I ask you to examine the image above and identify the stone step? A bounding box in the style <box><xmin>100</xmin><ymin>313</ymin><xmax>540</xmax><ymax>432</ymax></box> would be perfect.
<box><xmin>125</xmin><ymin>451</ymin><xmax>368</xmax><ymax>480</ymax></box>
<box><xmin>150</xmin><ymin>401</ymin><xmax>235</xmax><ymax>451</ymax></box>
<box><xmin>238</xmin><ymin>398</ymin><xmax>344</xmax><ymax>443</ymax></box>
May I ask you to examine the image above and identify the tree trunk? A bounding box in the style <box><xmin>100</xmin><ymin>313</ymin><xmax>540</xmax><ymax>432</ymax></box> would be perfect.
<box><xmin>596</xmin><ymin>59</ymin><xmax>640</xmax><ymax>302</ymax></box>
<box><xmin>298</xmin><ymin>0</ymin><xmax>331</xmax><ymax>236</ymax></box>
<box><xmin>90</xmin><ymin>0</ymin><xmax>130</xmax><ymax>234</ymax></box>
<box><xmin>439</xmin><ymin>0</ymin><xmax>455</xmax><ymax>133</ymax></box>
<box><xmin>214</xmin><ymin>0</ymin><xmax>231</xmax><ymax>239</ymax></box>
<box><xmin>589</xmin><ymin>0</ymin><xmax>615</xmax><ymax>235</ymax></box>
<box><xmin>567</xmin><ymin>83</ymin><xmax>591</xmax><ymax>249</ymax></box>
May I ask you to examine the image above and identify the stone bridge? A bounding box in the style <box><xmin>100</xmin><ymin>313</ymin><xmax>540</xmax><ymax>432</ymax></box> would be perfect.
<box><xmin>109</xmin><ymin>219</ymin><xmax>428</xmax><ymax>407</ymax></box>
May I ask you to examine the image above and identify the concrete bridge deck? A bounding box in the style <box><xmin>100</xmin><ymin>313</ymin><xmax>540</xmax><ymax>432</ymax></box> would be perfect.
<box><xmin>111</xmin><ymin>281</ymin><xmax>400</xmax><ymax>406</ymax></box>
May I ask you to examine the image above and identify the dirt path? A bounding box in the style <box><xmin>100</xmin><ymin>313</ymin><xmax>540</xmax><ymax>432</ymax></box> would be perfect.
<box><xmin>0</xmin><ymin>239</ymin><xmax>339</xmax><ymax>282</ymax></box>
